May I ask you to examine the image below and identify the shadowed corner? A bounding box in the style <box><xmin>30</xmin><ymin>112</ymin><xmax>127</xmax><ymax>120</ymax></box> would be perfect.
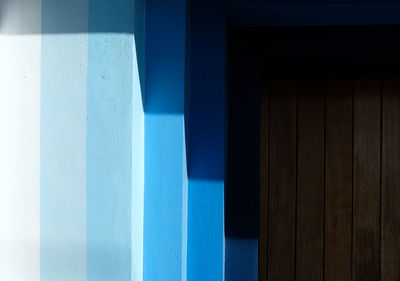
<box><xmin>225</xmin><ymin>238</ymin><xmax>258</xmax><ymax>281</ymax></box>
<box><xmin>0</xmin><ymin>0</ymin><xmax>41</xmax><ymax>34</ymax></box>
<box><xmin>134</xmin><ymin>0</ymin><xmax>146</xmax><ymax>108</ymax></box>
<box><xmin>0</xmin><ymin>0</ymin><xmax>9</xmax><ymax>33</ymax></box>
<box><xmin>0</xmin><ymin>0</ymin><xmax>3</xmax><ymax>31</ymax></box>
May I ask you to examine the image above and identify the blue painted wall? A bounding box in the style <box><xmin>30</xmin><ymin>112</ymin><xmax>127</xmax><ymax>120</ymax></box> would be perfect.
<box><xmin>39</xmin><ymin>1</ymin><xmax>400</xmax><ymax>281</ymax></box>
<box><xmin>186</xmin><ymin>1</ymin><xmax>227</xmax><ymax>280</ymax></box>
<box><xmin>225</xmin><ymin>239</ymin><xmax>258</xmax><ymax>281</ymax></box>
<box><xmin>186</xmin><ymin>0</ymin><xmax>226</xmax><ymax>181</ymax></box>
<box><xmin>225</xmin><ymin>30</ymin><xmax>261</xmax><ymax>281</ymax></box>
<box><xmin>187</xmin><ymin>180</ymin><xmax>224</xmax><ymax>281</ymax></box>
<box><xmin>144</xmin><ymin>115</ymin><xmax>187</xmax><ymax>281</ymax></box>
<box><xmin>143</xmin><ymin>1</ymin><xmax>188</xmax><ymax>281</ymax></box>
<box><xmin>144</xmin><ymin>0</ymin><xmax>186</xmax><ymax>114</ymax></box>
<box><xmin>40</xmin><ymin>0</ymin><xmax>145</xmax><ymax>280</ymax></box>
<box><xmin>11</xmin><ymin>1</ymin><xmax>400</xmax><ymax>281</ymax></box>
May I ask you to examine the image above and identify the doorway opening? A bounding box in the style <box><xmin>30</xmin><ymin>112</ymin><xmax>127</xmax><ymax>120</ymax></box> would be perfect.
<box><xmin>226</xmin><ymin>25</ymin><xmax>400</xmax><ymax>281</ymax></box>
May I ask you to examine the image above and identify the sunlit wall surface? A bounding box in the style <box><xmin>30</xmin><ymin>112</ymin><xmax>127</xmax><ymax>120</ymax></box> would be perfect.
<box><xmin>0</xmin><ymin>0</ymin><xmax>41</xmax><ymax>280</ymax></box>
<box><xmin>0</xmin><ymin>0</ymin><xmax>144</xmax><ymax>280</ymax></box>
<box><xmin>0</xmin><ymin>0</ymin><xmax>225</xmax><ymax>280</ymax></box>
<box><xmin>41</xmin><ymin>0</ymin><xmax>88</xmax><ymax>280</ymax></box>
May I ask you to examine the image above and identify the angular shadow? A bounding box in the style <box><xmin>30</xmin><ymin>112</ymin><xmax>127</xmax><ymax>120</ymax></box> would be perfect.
<box><xmin>0</xmin><ymin>0</ymin><xmax>146</xmax><ymax>108</ymax></box>
<box><xmin>0</xmin><ymin>0</ymin><xmax>146</xmax><ymax>35</ymax></box>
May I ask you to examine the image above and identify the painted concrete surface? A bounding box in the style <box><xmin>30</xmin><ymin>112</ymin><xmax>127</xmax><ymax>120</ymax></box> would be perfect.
<box><xmin>144</xmin><ymin>114</ymin><xmax>188</xmax><ymax>281</ymax></box>
<box><xmin>185</xmin><ymin>1</ymin><xmax>226</xmax><ymax>280</ymax></box>
<box><xmin>86</xmin><ymin>0</ymin><xmax>146</xmax><ymax>280</ymax></box>
<box><xmin>87</xmin><ymin>32</ymin><xmax>133</xmax><ymax>281</ymax></box>
<box><xmin>0</xmin><ymin>35</ymin><xmax>41</xmax><ymax>280</ymax></box>
<box><xmin>40</xmin><ymin>33</ymin><xmax>88</xmax><ymax>281</ymax></box>
<box><xmin>1</xmin><ymin>0</ymin><xmax>144</xmax><ymax>280</ymax></box>
<box><xmin>132</xmin><ymin>37</ymin><xmax>145</xmax><ymax>281</ymax></box>
<box><xmin>40</xmin><ymin>0</ymin><xmax>88</xmax><ymax>280</ymax></box>
<box><xmin>1</xmin><ymin>0</ymin><xmax>226</xmax><ymax>280</ymax></box>
<box><xmin>0</xmin><ymin>0</ymin><xmax>41</xmax><ymax>34</ymax></box>
<box><xmin>187</xmin><ymin>180</ymin><xmax>225</xmax><ymax>281</ymax></box>
<box><xmin>186</xmin><ymin>0</ymin><xmax>226</xmax><ymax>181</ymax></box>
<box><xmin>144</xmin><ymin>0</ymin><xmax>186</xmax><ymax>114</ymax></box>
<box><xmin>0</xmin><ymin>0</ymin><xmax>41</xmax><ymax>280</ymax></box>
<box><xmin>225</xmin><ymin>239</ymin><xmax>258</xmax><ymax>281</ymax></box>
<box><xmin>143</xmin><ymin>0</ymin><xmax>188</xmax><ymax>280</ymax></box>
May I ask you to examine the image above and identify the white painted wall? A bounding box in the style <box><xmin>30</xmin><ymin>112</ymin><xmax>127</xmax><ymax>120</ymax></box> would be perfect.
<box><xmin>0</xmin><ymin>0</ymin><xmax>41</xmax><ymax>280</ymax></box>
<box><xmin>132</xmin><ymin>37</ymin><xmax>144</xmax><ymax>281</ymax></box>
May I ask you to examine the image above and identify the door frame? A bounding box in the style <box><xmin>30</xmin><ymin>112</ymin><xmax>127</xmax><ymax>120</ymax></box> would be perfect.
<box><xmin>225</xmin><ymin>23</ymin><xmax>400</xmax><ymax>280</ymax></box>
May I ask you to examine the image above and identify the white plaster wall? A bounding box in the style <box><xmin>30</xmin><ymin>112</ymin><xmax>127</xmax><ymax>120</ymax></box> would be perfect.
<box><xmin>0</xmin><ymin>0</ymin><xmax>41</xmax><ymax>280</ymax></box>
<box><xmin>132</xmin><ymin>37</ymin><xmax>144</xmax><ymax>281</ymax></box>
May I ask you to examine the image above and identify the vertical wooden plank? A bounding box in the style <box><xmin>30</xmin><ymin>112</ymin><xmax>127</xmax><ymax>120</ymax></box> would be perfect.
<box><xmin>259</xmin><ymin>80</ymin><xmax>269</xmax><ymax>281</ymax></box>
<box><xmin>296</xmin><ymin>81</ymin><xmax>325</xmax><ymax>281</ymax></box>
<box><xmin>381</xmin><ymin>79</ymin><xmax>400</xmax><ymax>281</ymax></box>
<box><xmin>353</xmin><ymin>79</ymin><xmax>381</xmax><ymax>281</ymax></box>
<box><xmin>268</xmin><ymin>80</ymin><xmax>297</xmax><ymax>281</ymax></box>
<box><xmin>325</xmin><ymin>80</ymin><xmax>353</xmax><ymax>281</ymax></box>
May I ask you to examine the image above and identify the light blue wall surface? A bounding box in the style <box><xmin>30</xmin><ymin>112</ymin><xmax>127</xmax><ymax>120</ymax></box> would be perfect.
<box><xmin>87</xmin><ymin>0</ymin><xmax>136</xmax><ymax>278</ymax></box>
<box><xmin>41</xmin><ymin>0</ymin><xmax>145</xmax><ymax>280</ymax></box>
<box><xmin>32</xmin><ymin>1</ymin><xmax>400</xmax><ymax>281</ymax></box>
<box><xmin>39</xmin><ymin>0</ymin><xmax>227</xmax><ymax>279</ymax></box>
<box><xmin>132</xmin><ymin>37</ymin><xmax>145</xmax><ymax>281</ymax></box>
<box><xmin>41</xmin><ymin>0</ymin><xmax>88</xmax><ymax>280</ymax></box>
<box><xmin>87</xmin><ymin>32</ymin><xmax>133</xmax><ymax>281</ymax></box>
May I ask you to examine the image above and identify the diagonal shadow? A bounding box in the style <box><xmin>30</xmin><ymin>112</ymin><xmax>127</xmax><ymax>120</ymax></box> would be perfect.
<box><xmin>0</xmin><ymin>0</ymin><xmax>146</xmax><ymax>35</ymax></box>
<box><xmin>0</xmin><ymin>0</ymin><xmax>146</xmax><ymax>107</ymax></box>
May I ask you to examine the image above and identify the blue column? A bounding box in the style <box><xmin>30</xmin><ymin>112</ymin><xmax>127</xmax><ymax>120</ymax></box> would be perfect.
<box><xmin>187</xmin><ymin>180</ymin><xmax>225</xmax><ymax>281</ymax></box>
<box><xmin>186</xmin><ymin>0</ymin><xmax>226</xmax><ymax>280</ymax></box>
<box><xmin>143</xmin><ymin>0</ymin><xmax>188</xmax><ymax>281</ymax></box>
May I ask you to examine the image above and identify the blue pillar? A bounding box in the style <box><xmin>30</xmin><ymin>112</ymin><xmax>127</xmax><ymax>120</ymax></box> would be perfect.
<box><xmin>143</xmin><ymin>1</ymin><xmax>188</xmax><ymax>281</ymax></box>
<box><xmin>186</xmin><ymin>0</ymin><xmax>226</xmax><ymax>280</ymax></box>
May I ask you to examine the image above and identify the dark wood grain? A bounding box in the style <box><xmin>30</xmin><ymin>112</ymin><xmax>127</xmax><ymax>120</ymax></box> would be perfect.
<box><xmin>259</xmin><ymin>80</ymin><xmax>269</xmax><ymax>281</ymax></box>
<box><xmin>353</xmin><ymin>79</ymin><xmax>381</xmax><ymax>281</ymax></box>
<box><xmin>325</xmin><ymin>80</ymin><xmax>353</xmax><ymax>281</ymax></box>
<box><xmin>296</xmin><ymin>81</ymin><xmax>325</xmax><ymax>281</ymax></box>
<box><xmin>258</xmin><ymin>79</ymin><xmax>400</xmax><ymax>281</ymax></box>
<box><xmin>381</xmin><ymin>79</ymin><xmax>400</xmax><ymax>281</ymax></box>
<box><xmin>268</xmin><ymin>80</ymin><xmax>297</xmax><ymax>281</ymax></box>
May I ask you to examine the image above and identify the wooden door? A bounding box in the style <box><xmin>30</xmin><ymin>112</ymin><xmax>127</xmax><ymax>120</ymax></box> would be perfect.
<box><xmin>259</xmin><ymin>79</ymin><xmax>400</xmax><ymax>281</ymax></box>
